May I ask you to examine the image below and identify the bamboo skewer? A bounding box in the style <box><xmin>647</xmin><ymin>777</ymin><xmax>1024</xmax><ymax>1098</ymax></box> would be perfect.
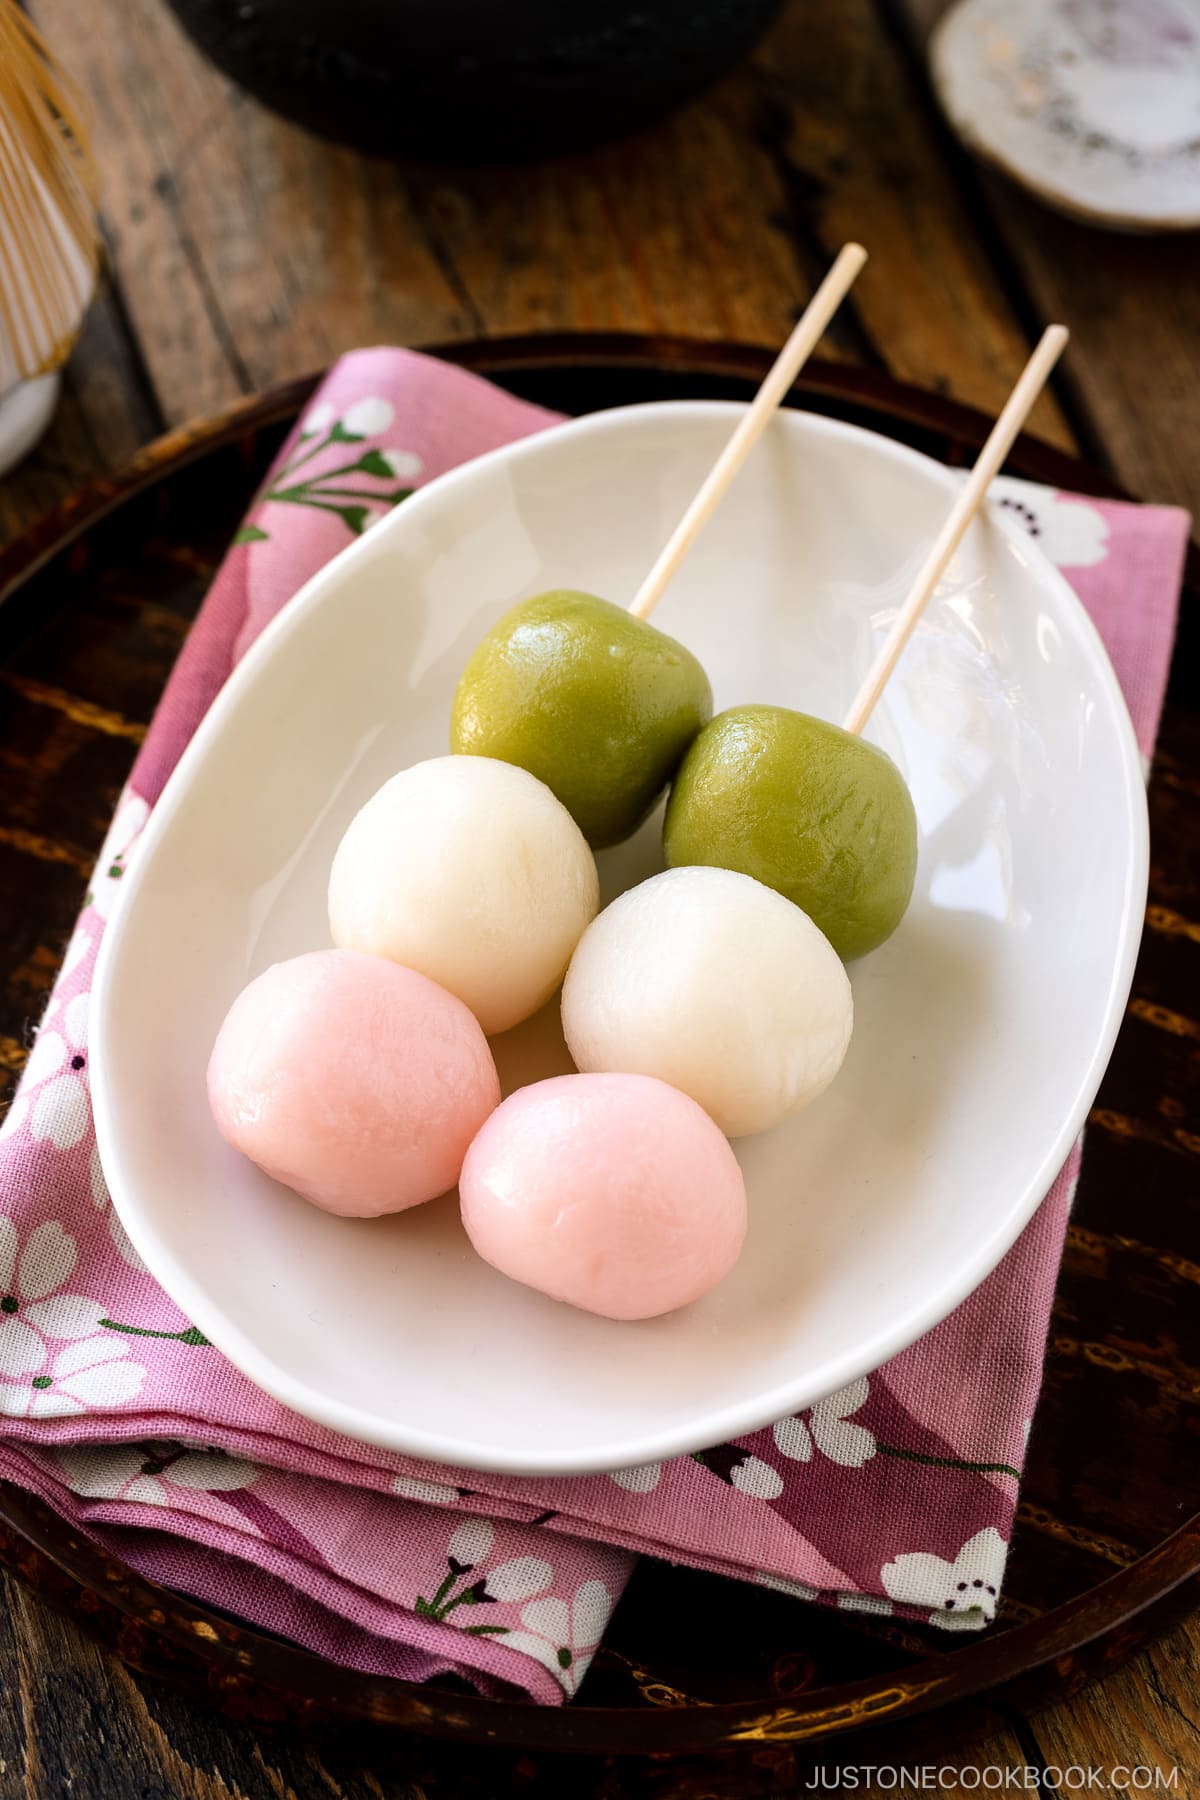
<box><xmin>841</xmin><ymin>323</ymin><xmax>1069</xmax><ymax>736</ymax></box>
<box><xmin>628</xmin><ymin>242</ymin><xmax>868</xmax><ymax>622</ymax></box>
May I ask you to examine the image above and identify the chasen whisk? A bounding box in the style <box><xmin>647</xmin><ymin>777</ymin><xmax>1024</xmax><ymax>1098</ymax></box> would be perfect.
<box><xmin>0</xmin><ymin>1</ymin><xmax>99</xmax><ymax>399</ymax></box>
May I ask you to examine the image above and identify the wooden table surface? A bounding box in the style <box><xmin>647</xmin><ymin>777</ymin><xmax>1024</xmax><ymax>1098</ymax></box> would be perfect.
<box><xmin>2</xmin><ymin>0</ymin><xmax>1198</xmax><ymax>1793</ymax></box>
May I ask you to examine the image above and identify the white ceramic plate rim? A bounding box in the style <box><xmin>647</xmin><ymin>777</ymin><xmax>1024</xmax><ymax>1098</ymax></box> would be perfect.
<box><xmin>92</xmin><ymin>400</ymin><xmax>1149</xmax><ymax>1473</ymax></box>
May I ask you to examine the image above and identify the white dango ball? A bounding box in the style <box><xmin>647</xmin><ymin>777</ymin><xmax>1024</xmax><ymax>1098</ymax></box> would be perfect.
<box><xmin>329</xmin><ymin>756</ymin><xmax>599</xmax><ymax>1035</ymax></box>
<box><xmin>561</xmin><ymin>866</ymin><xmax>853</xmax><ymax>1137</ymax></box>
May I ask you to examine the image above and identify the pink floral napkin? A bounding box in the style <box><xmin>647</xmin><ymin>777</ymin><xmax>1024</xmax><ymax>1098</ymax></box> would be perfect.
<box><xmin>0</xmin><ymin>349</ymin><xmax>1188</xmax><ymax>1703</ymax></box>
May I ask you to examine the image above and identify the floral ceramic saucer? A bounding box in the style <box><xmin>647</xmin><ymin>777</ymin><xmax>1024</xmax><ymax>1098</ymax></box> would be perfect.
<box><xmin>931</xmin><ymin>0</ymin><xmax>1200</xmax><ymax>231</ymax></box>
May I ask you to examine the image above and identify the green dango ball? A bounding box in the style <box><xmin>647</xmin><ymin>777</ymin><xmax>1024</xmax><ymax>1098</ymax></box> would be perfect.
<box><xmin>663</xmin><ymin>704</ymin><xmax>918</xmax><ymax>961</ymax></box>
<box><xmin>451</xmin><ymin>591</ymin><xmax>713</xmax><ymax>850</ymax></box>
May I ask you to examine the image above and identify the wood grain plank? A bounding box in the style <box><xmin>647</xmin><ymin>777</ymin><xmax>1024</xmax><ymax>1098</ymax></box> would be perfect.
<box><xmin>1032</xmin><ymin>1614</ymin><xmax>1200</xmax><ymax>1793</ymax></box>
<box><xmin>26</xmin><ymin>0</ymin><xmax>472</xmax><ymax>421</ymax></box>
<box><xmin>0</xmin><ymin>1574</ymin><xmax>28</xmax><ymax>1793</ymax></box>
<box><xmin>398</xmin><ymin>105</ymin><xmax>810</xmax><ymax>347</ymax></box>
<box><xmin>892</xmin><ymin>0</ymin><xmax>1200</xmax><ymax>516</ymax></box>
<box><xmin>4</xmin><ymin>1575</ymin><xmax>431</xmax><ymax>1800</ymax></box>
<box><xmin>7</xmin><ymin>1577</ymin><xmax>244</xmax><ymax>1799</ymax></box>
<box><xmin>27</xmin><ymin>0</ymin><xmax>1073</xmax><ymax>458</ymax></box>
<box><xmin>976</xmin><ymin>186</ymin><xmax>1200</xmax><ymax>517</ymax></box>
<box><xmin>745</xmin><ymin>0</ymin><xmax>1071</xmax><ymax>445</ymax></box>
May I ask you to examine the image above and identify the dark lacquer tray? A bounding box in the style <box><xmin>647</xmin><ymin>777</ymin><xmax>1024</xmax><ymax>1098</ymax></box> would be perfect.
<box><xmin>1</xmin><ymin>337</ymin><xmax>1198</xmax><ymax>1797</ymax></box>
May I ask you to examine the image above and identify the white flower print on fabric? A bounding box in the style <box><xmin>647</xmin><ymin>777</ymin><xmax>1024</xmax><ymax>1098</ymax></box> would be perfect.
<box><xmin>755</xmin><ymin>1571</ymin><xmax>818</xmax><ymax>1602</ymax></box>
<box><xmin>434</xmin><ymin>1516</ymin><xmax>554</xmax><ymax>1605</ymax></box>
<box><xmin>503</xmin><ymin>1579</ymin><xmax>613</xmax><ymax>1697</ymax></box>
<box><xmin>415</xmin><ymin>1515</ymin><xmax>553</xmax><ymax>1638</ymax></box>
<box><xmin>838</xmin><ymin>1593</ymin><xmax>893</xmax><ymax>1616</ymax></box>
<box><xmin>448</xmin><ymin>1517</ymin><xmax>494</xmax><ymax>1568</ymax></box>
<box><xmin>86</xmin><ymin>794</ymin><xmax>150</xmax><ymax>923</ymax></box>
<box><xmin>301</xmin><ymin>400</ymin><xmax>335</xmax><ymax>435</ymax></box>
<box><xmin>881</xmin><ymin>1525</ymin><xmax>1007</xmax><ymax>1629</ymax></box>
<box><xmin>0</xmin><ymin>1219</ymin><xmax>105</xmax><ymax>1376</ymax></box>
<box><xmin>56</xmin><ymin>1442</ymin><xmax>257</xmax><ymax>1505</ymax></box>
<box><xmin>25</xmin><ymin>990</ymin><xmax>91</xmax><ymax>1152</ymax></box>
<box><xmin>608</xmin><ymin>1462</ymin><xmax>662</xmax><ymax>1493</ymax></box>
<box><xmin>729</xmin><ymin>1455</ymin><xmax>785</xmax><ymax>1500</ymax></box>
<box><xmin>391</xmin><ymin>1473</ymin><xmax>459</xmax><ymax>1505</ymax></box>
<box><xmin>380</xmin><ymin>447</ymin><xmax>424</xmax><ymax>480</ymax></box>
<box><xmin>341</xmin><ymin>396</ymin><xmax>395</xmax><ymax>438</ymax></box>
<box><xmin>485</xmin><ymin>1555</ymin><xmax>556</xmax><ymax>1603</ymax></box>
<box><xmin>772</xmin><ymin>1377</ymin><xmax>877</xmax><ymax>1469</ymax></box>
<box><xmin>989</xmin><ymin>476</ymin><xmax>1109</xmax><ymax>569</ymax></box>
<box><xmin>0</xmin><ymin>1335</ymin><xmax>145</xmax><ymax>1418</ymax></box>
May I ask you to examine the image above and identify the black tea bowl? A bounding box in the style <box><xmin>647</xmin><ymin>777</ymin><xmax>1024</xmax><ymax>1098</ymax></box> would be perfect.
<box><xmin>166</xmin><ymin>0</ymin><xmax>785</xmax><ymax>163</ymax></box>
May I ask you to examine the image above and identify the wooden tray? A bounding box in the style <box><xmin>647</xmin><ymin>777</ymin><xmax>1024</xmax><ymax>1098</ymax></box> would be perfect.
<box><xmin>2</xmin><ymin>336</ymin><xmax>1198</xmax><ymax>1796</ymax></box>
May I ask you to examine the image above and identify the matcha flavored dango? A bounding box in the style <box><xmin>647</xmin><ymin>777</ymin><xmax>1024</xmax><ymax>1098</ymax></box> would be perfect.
<box><xmin>446</xmin><ymin>246</ymin><xmax>911</xmax><ymax>943</ymax></box>
<box><xmin>659</xmin><ymin>322</ymin><xmax>1071</xmax><ymax>966</ymax></box>
<box><xmin>454</xmin><ymin>320</ymin><xmax>1067</xmax><ymax>990</ymax></box>
<box><xmin>451</xmin><ymin>590</ymin><xmax>712</xmax><ymax>849</ymax></box>
<box><xmin>453</xmin><ymin>607</ymin><xmax>920</xmax><ymax>962</ymax></box>
<box><xmin>450</xmin><ymin>247</ymin><xmax>871</xmax><ymax>854</ymax></box>
<box><xmin>664</xmin><ymin>706</ymin><xmax>917</xmax><ymax>962</ymax></box>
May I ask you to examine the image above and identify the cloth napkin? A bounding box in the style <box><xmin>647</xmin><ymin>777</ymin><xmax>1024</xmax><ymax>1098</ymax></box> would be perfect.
<box><xmin>0</xmin><ymin>349</ymin><xmax>1188</xmax><ymax>1703</ymax></box>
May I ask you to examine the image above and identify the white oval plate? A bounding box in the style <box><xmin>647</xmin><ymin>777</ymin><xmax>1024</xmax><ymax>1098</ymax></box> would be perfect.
<box><xmin>92</xmin><ymin>402</ymin><xmax>1147</xmax><ymax>1476</ymax></box>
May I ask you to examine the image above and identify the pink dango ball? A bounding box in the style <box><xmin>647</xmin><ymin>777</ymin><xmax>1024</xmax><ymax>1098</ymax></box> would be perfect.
<box><xmin>459</xmin><ymin>1072</ymin><xmax>747</xmax><ymax>1320</ymax></box>
<box><xmin>207</xmin><ymin>949</ymin><xmax>500</xmax><ymax>1217</ymax></box>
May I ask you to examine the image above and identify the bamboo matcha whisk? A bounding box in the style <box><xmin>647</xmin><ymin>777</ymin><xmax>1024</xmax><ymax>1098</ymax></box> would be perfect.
<box><xmin>0</xmin><ymin>1</ymin><xmax>99</xmax><ymax>395</ymax></box>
